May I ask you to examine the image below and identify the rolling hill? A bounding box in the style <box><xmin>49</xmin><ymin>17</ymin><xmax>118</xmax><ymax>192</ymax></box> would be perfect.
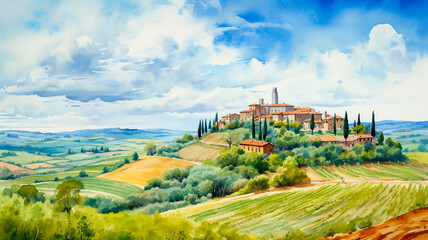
<box><xmin>99</xmin><ymin>156</ymin><xmax>197</xmax><ymax>186</ymax></box>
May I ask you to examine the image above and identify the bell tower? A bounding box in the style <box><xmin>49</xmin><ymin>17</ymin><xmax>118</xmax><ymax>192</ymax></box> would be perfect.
<box><xmin>272</xmin><ymin>87</ymin><xmax>278</xmax><ymax>104</ymax></box>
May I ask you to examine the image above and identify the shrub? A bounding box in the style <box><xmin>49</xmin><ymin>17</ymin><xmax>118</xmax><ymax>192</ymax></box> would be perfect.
<box><xmin>240</xmin><ymin>175</ymin><xmax>270</xmax><ymax>194</ymax></box>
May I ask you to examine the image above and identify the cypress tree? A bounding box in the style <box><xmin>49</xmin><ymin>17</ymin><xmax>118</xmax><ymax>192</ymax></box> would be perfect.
<box><xmin>354</xmin><ymin>120</ymin><xmax>356</xmax><ymax>128</ymax></box>
<box><xmin>378</xmin><ymin>131</ymin><xmax>384</xmax><ymax>145</ymax></box>
<box><xmin>344</xmin><ymin>111</ymin><xmax>349</xmax><ymax>142</ymax></box>
<box><xmin>310</xmin><ymin>114</ymin><xmax>315</xmax><ymax>135</ymax></box>
<box><xmin>357</xmin><ymin>113</ymin><xmax>361</xmax><ymax>126</ymax></box>
<box><xmin>204</xmin><ymin>119</ymin><xmax>208</xmax><ymax>133</ymax></box>
<box><xmin>215</xmin><ymin>112</ymin><xmax>218</xmax><ymax>123</ymax></box>
<box><xmin>208</xmin><ymin>120</ymin><xmax>212</xmax><ymax>129</ymax></box>
<box><xmin>259</xmin><ymin>120</ymin><xmax>262</xmax><ymax>140</ymax></box>
<box><xmin>286</xmin><ymin>116</ymin><xmax>290</xmax><ymax>131</ymax></box>
<box><xmin>371</xmin><ymin>111</ymin><xmax>376</xmax><ymax>137</ymax></box>
<box><xmin>263</xmin><ymin>118</ymin><xmax>268</xmax><ymax>140</ymax></box>
<box><xmin>251</xmin><ymin>113</ymin><xmax>256</xmax><ymax>139</ymax></box>
<box><xmin>198</xmin><ymin>120</ymin><xmax>202</xmax><ymax>138</ymax></box>
<box><xmin>333</xmin><ymin>113</ymin><xmax>337</xmax><ymax>136</ymax></box>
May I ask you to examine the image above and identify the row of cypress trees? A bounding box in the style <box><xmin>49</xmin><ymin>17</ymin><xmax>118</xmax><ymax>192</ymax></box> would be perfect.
<box><xmin>251</xmin><ymin>112</ymin><xmax>268</xmax><ymax>141</ymax></box>
<box><xmin>197</xmin><ymin>113</ymin><xmax>219</xmax><ymax>138</ymax></box>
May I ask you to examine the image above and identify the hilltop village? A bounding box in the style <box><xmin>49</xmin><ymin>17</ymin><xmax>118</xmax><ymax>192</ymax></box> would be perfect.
<box><xmin>217</xmin><ymin>87</ymin><xmax>375</xmax><ymax>153</ymax></box>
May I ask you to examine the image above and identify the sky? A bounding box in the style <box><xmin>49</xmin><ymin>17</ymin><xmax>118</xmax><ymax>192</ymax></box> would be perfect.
<box><xmin>0</xmin><ymin>0</ymin><xmax>427</xmax><ymax>132</ymax></box>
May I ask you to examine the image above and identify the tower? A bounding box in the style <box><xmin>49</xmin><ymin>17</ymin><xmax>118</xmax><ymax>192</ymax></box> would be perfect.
<box><xmin>272</xmin><ymin>87</ymin><xmax>278</xmax><ymax>104</ymax></box>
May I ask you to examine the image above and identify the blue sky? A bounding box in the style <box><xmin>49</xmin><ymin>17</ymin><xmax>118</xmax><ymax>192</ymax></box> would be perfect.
<box><xmin>0</xmin><ymin>0</ymin><xmax>427</xmax><ymax>131</ymax></box>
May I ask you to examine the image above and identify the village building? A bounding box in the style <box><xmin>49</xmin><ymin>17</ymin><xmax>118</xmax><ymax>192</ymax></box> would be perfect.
<box><xmin>273</xmin><ymin>111</ymin><xmax>322</xmax><ymax>124</ymax></box>
<box><xmin>239</xmin><ymin>110</ymin><xmax>253</xmax><ymax>122</ymax></box>
<box><xmin>303</xmin><ymin>119</ymin><xmax>324</xmax><ymax>129</ymax></box>
<box><xmin>239</xmin><ymin>140</ymin><xmax>274</xmax><ymax>155</ymax></box>
<box><xmin>307</xmin><ymin>135</ymin><xmax>341</xmax><ymax>144</ymax></box>
<box><xmin>260</xmin><ymin>114</ymin><xmax>273</xmax><ymax>122</ymax></box>
<box><xmin>218</xmin><ymin>113</ymin><xmax>239</xmax><ymax>129</ymax></box>
<box><xmin>323</xmin><ymin>115</ymin><xmax>344</xmax><ymax>131</ymax></box>
<box><xmin>307</xmin><ymin>134</ymin><xmax>375</xmax><ymax>149</ymax></box>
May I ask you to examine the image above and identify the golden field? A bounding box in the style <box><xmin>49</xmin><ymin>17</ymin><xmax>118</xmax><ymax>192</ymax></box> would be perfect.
<box><xmin>99</xmin><ymin>156</ymin><xmax>197</xmax><ymax>186</ymax></box>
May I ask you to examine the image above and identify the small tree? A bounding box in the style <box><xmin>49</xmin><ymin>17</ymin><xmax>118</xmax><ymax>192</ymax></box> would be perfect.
<box><xmin>144</xmin><ymin>143</ymin><xmax>157</xmax><ymax>156</ymax></box>
<box><xmin>258</xmin><ymin>120</ymin><xmax>262</xmax><ymax>140</ymax></box>
<box><xmin>344</xmin><ymin>111</ymin><xmax>349</xmax><ymax>142</ymax></box>
<box><xmin>333</xmin><ymin>113</ymin><xmax>337</xmax><ymax>136</ymax></box>
<box><xmin>55</xmin><ymin>179</ymin><xmax>84</xmax><ymax>213</ymax></box>
<box><xmin>357</xmin><ymin>113</ymin><xmax>361</xmax><ymax>126</ymax></box>
<box><xmin>102</xmin><ymin>167</ymin><xmax>109</xmax><ymax>173</ymax></box>
<box><xmin>79</xmin><ymin>170</ymin><xmax>88</xmax><ymax>177</ymax></box>
<box><xmin>310</xmin><ymin>114</ymin><xmax>315</xmax><ymax>135</ymax></box>
<box><xmin>286</xmin><ymin>117</ymin><xmax>290</xmax><ymax>131</ymax></box>
<box><xmin>18</xmin><ymin>185</ymin><xmax>38</xmax><ymax>203</ymax></box>
<box><xmin>132</xmin><ymin>152</ymin><xmax>139</xmax><ymax>161</ymax></box>
<box><xmin>208</xmin><ymin>120</ymin><xmax>212</xmax><ymax>129</ymax></box>
<box><xmin>371</xmin><ymin>111</ymin><xmax>376</xmax><ymax>137</ymax></box>
<box><xmin>378</xmin><ymin>131</ymin><xmax>384</xmax><ymax>145</ymax></box>
<box><xmin>263</xmin><ymin>118</ymin><xmax>268</xmax><ymax>141</ymax></box>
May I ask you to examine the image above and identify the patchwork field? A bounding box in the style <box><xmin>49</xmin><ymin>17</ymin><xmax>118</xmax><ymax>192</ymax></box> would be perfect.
<box><xmin>307</xmin><ymin>163</ymin><xmax>428</xmax><ymax>181</ymax></box>
<box><xmin>99</xmin><ymin>156</ymin><xmax>197</xmax><ymax>186</ymax></box>
<box><xmin>0</xmin><ymin>162</ymin><xmax>35</xmax><ymax>175</ymax></box>
<box><xmin>406</xmin><ymin>152</ymin><xmax>428</xmax><ymax>167</ymax></box>
<box><xmin>178</xmin><ymin>142</ymin><xmax>226</xmax><ymax>162</ymax></box>
<box><xmin>0</xmin><ymin>150</ymin><xmax>58</xmax><ymax>164</ymax></box>
<box><xmin>179</xmin><ymin>182</ymin><xmax>428</xmax><ymax>238</ymax></box>
<box><xmin>23</xmin><ymin>162</ymin><xmax>54</xmax><ymax>169</ymax></box>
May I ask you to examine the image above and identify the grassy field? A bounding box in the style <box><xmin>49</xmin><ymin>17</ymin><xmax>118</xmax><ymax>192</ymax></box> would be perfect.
<box><xmin>99</xmin><ymin>156</ymin><xmax>197</xmax><ymax>186</ymax></box>
<box><xmin>307</xmin><ymin>163</ymin><xmax>427</xmax><ymax>181</ymax></box>
<box><xmin>180</xmin><ymin>183</ymin><xmax>428</xmax><ymax>238</ymax></box>
<box><xmin>0</xmin><ymin>171</ymin><xmax>101</xmax><ymax>186</ymax></box>
<box><xmin>406</xmin><ymin>152</ymin><xmax>428</xmax><ymax>167</ymax></box>
<box><xmin>178</xmin><ymin>142</ymin><xmax>226</xmax><ymax>162</ymax></box>
<box><xmin>34</xmin><ymin>177</ymin><xmax>144</xmax><ymax>198</ymax></box>
<box><xmin>0</xmin><ymin>150</ymin><xmax>59</xmax><ymax>164</ymax></box>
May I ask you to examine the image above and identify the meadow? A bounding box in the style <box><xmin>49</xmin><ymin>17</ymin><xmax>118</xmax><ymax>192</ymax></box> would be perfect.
<box><xmin>182</xmin><ymin>182</ymin><xmax>428</xmax><ymax>239</ymax></box>
<box><xmin>178</xmin><ymin>141</ymin><xmax>226</xmax><ymax>162</ymax></box>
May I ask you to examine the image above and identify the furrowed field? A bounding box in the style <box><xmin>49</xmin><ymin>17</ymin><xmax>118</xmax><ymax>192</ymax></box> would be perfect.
<box><xmin>180</xmin><ymin>182</ymin><xmax>428</xmax><ymax>239</ymax></box>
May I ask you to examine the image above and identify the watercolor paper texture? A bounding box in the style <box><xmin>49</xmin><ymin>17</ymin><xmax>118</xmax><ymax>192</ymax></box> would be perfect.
<box><xmin>0</xmin><ymin>1</ymin><xmax>427</xmax><ymax>239</ymax></box>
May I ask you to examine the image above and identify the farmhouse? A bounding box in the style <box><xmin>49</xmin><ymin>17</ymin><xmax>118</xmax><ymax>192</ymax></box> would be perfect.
<box><xmin>307</xmin><ymin>134</ymin><xmax>375</xmax><ymax>149</ymax></box>
<box><xmin>323</xmin><ymin>115</ymin><xmax>345</xmax><ymax>131</ymax></box>
<box><xmin>303</xmin><ymin>119</ymin><xmax>324</xmax><ymax>129</ymax></box>
<box><xmin>218</xmin><ymin>113</ymin><xmax>239</xmax><ymax>129</ymax></box>
<box><xmin>239</xmin><ymin>140</ymin><xmax>274</xmax><ymax>155</ymax></box>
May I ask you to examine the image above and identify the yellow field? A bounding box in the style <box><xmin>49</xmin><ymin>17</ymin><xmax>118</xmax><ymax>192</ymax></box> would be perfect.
<box><xmin>23</xmin><ymin>163</ymin><xmax>54</xmax><ymax>169</ymax></box>
<box><xmin>406</xmin><ymin>152</ymin><xmax>428</xmax><ymax>167</ymax></box>
<box><xmin>99</xmin><ymin>156</ymin><xmax>197</xmax><ymax>186</ymax></box>
<box><xmin>178</xmin><ymin>142</ymin><xmax>226</xmax><ymax>162</ymax></box>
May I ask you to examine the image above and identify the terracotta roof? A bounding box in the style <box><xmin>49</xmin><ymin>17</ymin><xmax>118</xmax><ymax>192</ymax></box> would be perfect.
<box><xmin>324</xmin><ymin>116</ymin><xmax>344</xmax><ymax>120</ymax></box>
<box><xmin>260</xmin><ymin>103</ymin><xmax>294</xmax><ymax>107</ymax></box>
<box><xmin>294</xmin><ymin>107</ymin><xmax>314</xmax><ymax>111</ymax></box>
<box><xmin>307</xmin><ymin>135</ymin><xmax>338</xmax><ymax>142</ymax></box>
<box><xmin>284</xmin><ymin>111</ymin><xmax>322</xmax><ymax>115</ymax></box>
<box><xmin>240</xmin><ymin>140</ymin><xmax>273</xmax><ymax>147</ymax></box>
<box><xmin>357</xmin><ymin>134</ymin><xmax>373</xmax><ymax>138</ymax></box>
<box><xmin>249</xmin><ymin>103</ymin><xmax>258</xmax><ymax>106</ymax></box>
<box><xmin>222</xmin><ymin>113</ymin><xmax>239</xmax><ymax>117</ymax></box>
<box><xmin>303</xmin><ymin>118</ymin><xmax>323</xmax><ymax>123</ymax></box>
<box><xmin>260</xmin><ymin>115</ymin><xmax>272</xmax><ymax>118</ymax></box>
<box><xmin>240</xmin><ymin>110</ymin><xmax>253</xmax><ymax>113</ymax></box>
<box><xmin>271</xmin><ymin>112</ymin><xmax>283</xmax><ymax>115</ymax></box>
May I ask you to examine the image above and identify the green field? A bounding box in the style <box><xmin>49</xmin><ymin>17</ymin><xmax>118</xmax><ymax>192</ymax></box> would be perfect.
<box><xmin>407</xmin><ymin>152</ymin><xmax>428</xmax><ymax>167</ymax></box>
<box><xmin>0</xmin><ymin>150</ymin><xmax>59</xmax><ymax>164</ymax></box>
<box><xmin>311</xmin><ymin>166</ymin><xmax>341</xmax><ymax>180</ymax></box>
<box><xmin>185</xmin><ymin>183</ymin><xmax>428</xmax><ymax>238</ymax></box>
<box><xmin>35</xmin><ymin>177</ymin><xmax>144</xmax><ymax>198</ymax></box>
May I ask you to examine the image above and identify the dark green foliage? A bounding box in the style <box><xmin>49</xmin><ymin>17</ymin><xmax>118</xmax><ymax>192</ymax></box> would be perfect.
<box><xmin>79</xmin><ymin>170</ymin><xmax>88</xmax><ymax>177</ymax></box>
<box><xmin>263</xmin><ymin>119</ymin><xmax>268</xmax><ymax>140</ymax></box>
<box><xmin>132</xmin><ymin>152</ymin><xmax>139</xmax><ymax>160</ymax></box>
<box><xmin>102</xmin><ymin>167</ymin><xmax>109</xmax><ymax>173</ymax></box>
<box><xmin>310</xmin><ymin>114</ymin><xmax>315</xmax><ymax>135</ymax></box>
<box><xmin>286</xmin><ymin>117</ymin><xmax>290</xmax><ymax>131</ymax></box>
<box><xmin>357</xmin><ymin>113</ymin><xmax>361</xmax><ymax>126</ymax></box>
<box><xmin>258</xmin><ymin>121</ymin><xmax>262</xmax><ymax>140</ymax></box>
<box><xmin>208</xmin><ymin>120</ymin><xmax>212</xmax><ymax>129</ymax></box>
<box><xmin>333</xmin><ymin>113</ymin><xmax>337</xmax><ymax>136</ymax></box>
<box><xmin>252</xmin><ymin>113</ymin><xmax>256</xmax><ymax>139</ymax></box>
<box><xmin>344</xmin><ymin>111</ymin><xmax>349</xmax><ymax>141</ymax></box>
<box><xmin>371</xmin><ymin>111</ymin><xmax>376</xmax><ymax>137</ymax></box>
<box><xmin>198</xmin><ymin>120</ymin><xmax>202</xmax><ymax>138</ymax></box>
<box><xmin>17</xmin><ymin>185</ymin><xmax>38</xmax><ymax>203</ymax></box>
<box><xmin>124</xmin><ymin>158</ymin><xmax>130</xmax><ymax>164</ymax></box>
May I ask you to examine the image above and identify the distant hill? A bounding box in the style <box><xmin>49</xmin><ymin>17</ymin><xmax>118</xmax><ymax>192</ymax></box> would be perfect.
<box><xmin>373</xmin><ymin>120</ymin><xmax>428</xmax><ymax>133</ymax></box>
<box><xmin>0</xmin><ymin>128</ymin><xmax>194</xmax><ymax>141</ymax></box>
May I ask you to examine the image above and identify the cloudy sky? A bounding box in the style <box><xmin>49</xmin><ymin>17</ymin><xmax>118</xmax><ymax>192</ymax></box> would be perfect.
<box><xmin>0</xmin><ymin>0</ymin><xmax>427</xmax><ymax>132</ymax></box>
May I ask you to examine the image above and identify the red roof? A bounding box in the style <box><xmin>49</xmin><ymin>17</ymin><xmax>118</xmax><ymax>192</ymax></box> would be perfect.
<box><xmin>324</xmin><ymin>116</ymin><xmax>344</xmax><ymax>120</ymax></box>
<box><xmin>307</xmin><ymin>135</ymin><xmax>338</xmax><ymax>142</ymax></box>
<box><xmin>260</xmin><ymin>115</ymin><xmax>272</xmax><ymax>118</ymax></box>
<box><xmin>249</xmin><ymin>103</ymin><xmax>258</xmax><ymax>106</ymax></box>
<box><xmin>239</xmin><ymin>140</ymin><xmax>273</xmax><ymax>147</ymax></box>
<box><xmin>240</xmin><ymin>110</ymin><xmax>253</xmax><ymax>113</ymax></box>
<box><xmin>222</xmin><ymin>113</ymin><xmax>239</xmax><ymax>117</ymax></box>
<box><xmin>303</xmin><ymin>119</ymin><xmax>323</xmax><ymax>123</ymax></box>
<box><xmin>357</xmin><ymin>134</ymin><xmax>373</xmax><ymax>139</ymax></box>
